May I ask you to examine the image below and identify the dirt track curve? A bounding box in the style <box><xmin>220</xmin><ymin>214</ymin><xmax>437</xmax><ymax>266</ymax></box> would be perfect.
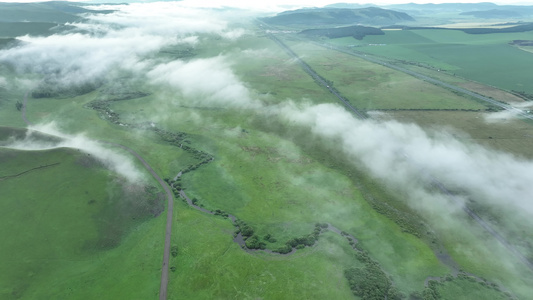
<box><xmin>21</xmin><ymin>92</ymin><xmax>174</xmax><ymax>300</ymax></box>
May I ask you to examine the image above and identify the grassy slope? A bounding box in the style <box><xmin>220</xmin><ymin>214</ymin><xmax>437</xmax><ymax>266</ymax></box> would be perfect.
<box><xmin>20</xmin><ymin>90</ymin><xmax>199</xmax><ymax>180</ymax></box>
<box><xmin>0</xmin><ymin>146</ymin><xmax>163</xmax><ymax>299</ymax></box>
<box><xmin>23</xmin><ymin>217</ymin><xmax>164</xmax><ymax>300</ymax></box>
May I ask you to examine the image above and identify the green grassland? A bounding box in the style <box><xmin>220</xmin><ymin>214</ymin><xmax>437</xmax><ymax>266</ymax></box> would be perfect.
<box><xmin>110</xmin><ymin>31</ymin><xmax>529</xmax><ymax>298</ymax></box>
<box><xmin>169</xmin><ymin>210</ymin><xmax>359</xmax><ymax>299</ymax></box>
<box><xmin>197</xmin><ymin>33</ymin><xmax>342</xmax><ymax>105</ymax></box>
<box><xmin>110</xmin><ymin>82</ymin><xmax>450</xmax><ymax>296</ymax></box>
<box><xmin>0</xmin><ymin>138</ymin><xmax>164</xmax><ymax>299</ymax></box>
<box><xmin>329</xmin><ymin>29</ymin><xmax>533</xmax><ymax>94</ymax></box>
<box><xmin>435</xmin><ymin>277</ymin><xmax>510</xmax><ymax>300</ymax></box>
<box><xmin>1</xmin><ymin>18</ymin><xmax>532</xmax><ymax>300</ymax></box>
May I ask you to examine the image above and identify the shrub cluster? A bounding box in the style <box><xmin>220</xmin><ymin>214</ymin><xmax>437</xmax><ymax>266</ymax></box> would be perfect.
<box><xmin>32</xmin><ymin>80</ymin><xmax>101</xmax><ymax>98</ymax></box>
<box><xmin>214</xmin><ymin>209</ymin><xmax>229</xmax><ymax>218</ymax></box>
<box><xmin>245</xmin><ymin>235</ymin><xmax>266</xmax><ymax>250</ymax></box>
<box><xmin>151</xmin><ymin>128</ymin><xmax>214</xmax><ymax>174</ymax></box>
<box><xmin>512</xmin><ymin>90</ymin><xmax>533</xmax><ymax>101</ymax></box>
<box><xmin>263</xmin><ymin>233</ymin><xmax>277</xmax><ymax>243</ymax></box>
<box><xmin>273</xmin><ymin>223</ymin><xmax>327</xmax><ymax>254</ymax></box>
<box><xmin>345</xmin><ymin>251</ymin><xmax>405</xmax><ymax>300</ymax></box>
<box><xmin>87</xmin><ymin>100</ymin><xmax>121</xmax><ymax>124</ymax></box>
<box><xmin>171</xmin><ymin>246</ymin><xmax>178</xmax><ymax>257</ymax></box>
<box><xmin>369</xmin><ymin>200</ymin><xmax>422</xmax><ymax>238</ymax></box>
<box><xmin>164</xmin><ymin>177</ymin><xmax>183</xmax><ymax>199</ymax></box>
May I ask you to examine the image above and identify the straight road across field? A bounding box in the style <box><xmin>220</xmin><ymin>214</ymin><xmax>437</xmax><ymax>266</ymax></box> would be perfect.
<box><xmin>319</xmin><ymin>42</ymin><xmax>533</xmax><ymax>121</ymax></box>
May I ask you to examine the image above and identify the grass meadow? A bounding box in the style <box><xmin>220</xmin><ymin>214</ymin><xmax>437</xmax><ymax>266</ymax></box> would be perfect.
<box><xmin>0</xmin><ymin>143</ymin><xmax>164</xmax><ymax>299</ymax></box>
<box><xmin>1</xmin><ymin>22</ymin><xmax>532</xmax><ymax>299</ymax></box>
<box><xmin>111</xmin><ymin>83</ymin><xmax>450</xmax><ymax>296</ymax></box>
<box><xmin>106</xmin><ymin>33</ymin><xmax>457</xmax><ymax>296</ymax></box>
<box><xmin>436</xmin><ymin>277</ymin><xmax>510</xmax><ymax>300</ymax></box>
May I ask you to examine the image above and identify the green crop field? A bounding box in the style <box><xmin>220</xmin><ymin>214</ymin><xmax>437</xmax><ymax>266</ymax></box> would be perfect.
<box><xmin>329</xmin><ymin>29</ymin><xmax>533</xmax><ymax>94</ymax></box>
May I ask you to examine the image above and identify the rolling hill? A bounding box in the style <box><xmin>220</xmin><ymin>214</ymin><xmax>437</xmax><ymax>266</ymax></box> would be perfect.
<box><xmin>261</xmin><ymin>7</ymin><xmax>415</xmax><ymax>27</ymax></box>
<box><xmin>0</xmin><ymin>1</ymin><xmax>114</xmax><ymax>38</ymax></box>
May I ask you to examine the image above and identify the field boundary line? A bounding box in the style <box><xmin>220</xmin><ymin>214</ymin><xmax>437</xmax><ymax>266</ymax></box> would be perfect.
<box><xmin>0</xmin><ymin>162</ymin><xmax>60</xmax><ymax>181</ymax></box>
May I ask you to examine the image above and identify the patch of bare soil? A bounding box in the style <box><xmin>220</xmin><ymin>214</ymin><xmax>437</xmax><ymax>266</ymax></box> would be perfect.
<box><xmin>458</xmin><ymin>81</ymin><xmax>526</xmax><ymax>103</ymax></box>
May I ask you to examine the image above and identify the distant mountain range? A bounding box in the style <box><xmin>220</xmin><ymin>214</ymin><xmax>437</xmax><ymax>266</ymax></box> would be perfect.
<box><xmin>261</xmin><ymin>7</ymin><xmax>415</xmax><ymax>27</ymax></box>
<box><xmin>326</xmin><ymin>2</ymin><xmax>533</xmax><ymax>18</ymax></box>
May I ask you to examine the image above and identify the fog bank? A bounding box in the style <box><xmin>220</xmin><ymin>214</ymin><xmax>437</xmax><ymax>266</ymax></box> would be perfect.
<box><xmin>5</xmin><ymin>123</ymin><xmax>144</xmax><ymax>182</ymax></box>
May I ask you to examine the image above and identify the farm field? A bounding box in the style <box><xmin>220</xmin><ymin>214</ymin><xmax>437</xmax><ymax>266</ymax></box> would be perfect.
<box><xmin>283</xmin><ymin>38</ymin><xmax>488</xmax><ymax>110</ymax></box>
<box><xmin>376</xmin><ymin>110</ymin><xmax>533</xmax><ymax>159</ymax></box>
<box><xmin>329</xmin><ymin>29</ymin><xmax>533</xmax><ymax>94</ymax></box>
<box><xmin>1</xmin><ymin>2</ymin><xmax>533</xmax><ymax>300</ymax></box>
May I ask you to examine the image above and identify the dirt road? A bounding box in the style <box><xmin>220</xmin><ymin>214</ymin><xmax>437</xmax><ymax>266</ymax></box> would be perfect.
<box><xmin>99</xmin><ymin>141</ymin><xmax>174</xmax><ymax>300</ymax></box>
<box><xmin>20</xmin><ymin>93</ymin><xmax>174</xmax><ymax>300</ymax></box>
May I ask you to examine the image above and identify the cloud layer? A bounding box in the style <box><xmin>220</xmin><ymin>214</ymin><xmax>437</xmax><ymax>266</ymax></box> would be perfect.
<box><xmin>1</xmin><ymin>0</ymin><xmax>531</xmax><ymax>275</ymax></box>
<box><xmin>279</xmin><ymin>103</ymin><xmax>533</xmax><ymax>216</ymax></box>
<box><xmin>0</xmin><ymin>2</ymin><xmax>248</xmax><ymax>87</ymax></box>
<box><xmin>5</xmin><ymin>123</ymin><xmax>144</xmax><ymax>182</ymax></box>
<box><xmin>2</xmin><ymin>0</ymin><xmax>530</xmax><ymax>222</ymax></box>
<box><xmin>148</xmin><ymin>56</ymin><xmax>262</xmax><ymax>109</ymax></box>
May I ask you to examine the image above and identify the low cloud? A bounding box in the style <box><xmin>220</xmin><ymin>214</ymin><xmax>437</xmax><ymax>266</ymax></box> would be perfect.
<box><xmin>148</xmin><ymin>56</ymin><xmax>262</xmax><ymax>109</ymax></box>
<box><xmin>86</xmin><ymin>3</ymin><xmax>229</xmax><ymax>36</ymax></box>
<box><xmin>279</xmin><ymin>102</ymin><xmax>533</xmax><ymax>216</ymax></box>
<box><xmin>0</xmin><ymin>32</ymin><xmax>174</xmax><ymax>87</ymax></box>
<box><xmin>483</xmin><ymin>110</ymin><xmax>519</xmax><ymax>123</ymax></box>
<box><xmin>2</xmin><ymin>0</ymin><xmax>531</xmax><ymax>275</ymax></box>
<box><xmin>5</xmin><ymin>123</ymin><xmax>144</xmax><ymax>183</ymax></box>
<box><xmin>0</xmin><ymin>76</ymin><xmax>7</xmax><ymax>88</ymax></box>
<box><xmin>483</xmin><ymin>101</ymin><xmax>533</xmax><ymax>123</ymax></box>
<box><xmin>0</xmin><ymin>2</ymin><xmax>250</xmax><ymax>89</ymax></box>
